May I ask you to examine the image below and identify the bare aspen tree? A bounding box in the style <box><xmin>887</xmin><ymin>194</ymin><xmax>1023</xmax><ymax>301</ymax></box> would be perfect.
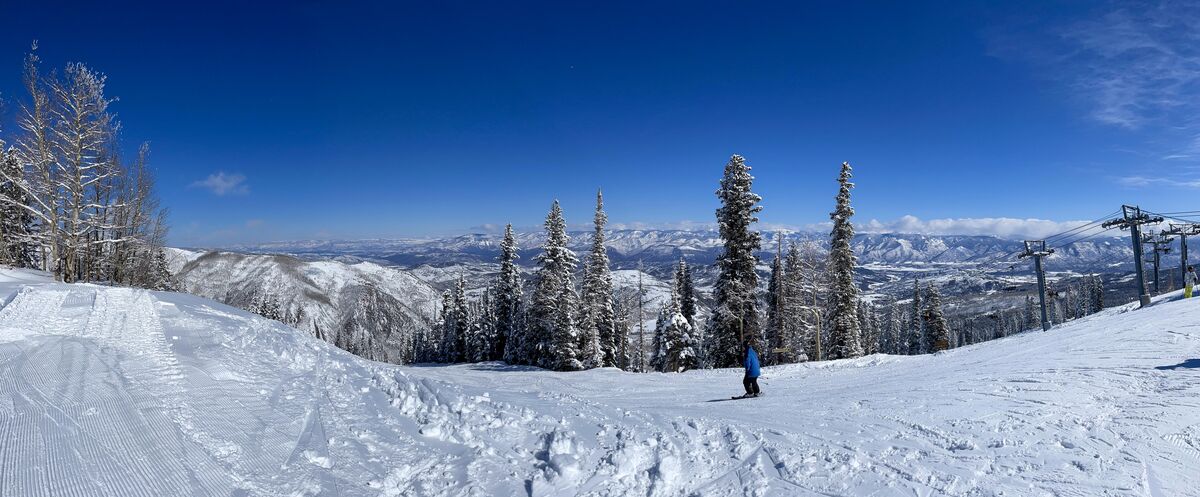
<box><xmin>50</xmin><ymin>62</ymin><xmax>117</xmax><ymax>282</ymax></box>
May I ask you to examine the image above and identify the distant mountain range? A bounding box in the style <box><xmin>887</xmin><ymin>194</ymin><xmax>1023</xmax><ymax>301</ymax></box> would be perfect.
<box><xmin>219</xmin><ymin>230</ymin><xmax>1138</xmax><ymax>271</ymax></box>
<box><xmin>169</xmin><ymin>229</ymin><xmax>1174</xmax><ymax>366</ymax></box>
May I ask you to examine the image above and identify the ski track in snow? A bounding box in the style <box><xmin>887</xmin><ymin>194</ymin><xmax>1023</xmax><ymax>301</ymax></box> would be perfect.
<box><xmin>0</xmin><ymin>270</ymin><xmax>1198</xmax><ymax>496</ymax></box>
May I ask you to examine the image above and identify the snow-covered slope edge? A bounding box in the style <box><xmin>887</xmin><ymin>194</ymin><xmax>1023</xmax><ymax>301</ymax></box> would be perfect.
<box><xmin>175</xmin><ymin>251</ymin><xmax>440</xmax><ymax>364</ymax></box>
<box><xmin>1</xmin><ymin>267</ymin><xmax>1197</xmax><ymax>496</ymax></box>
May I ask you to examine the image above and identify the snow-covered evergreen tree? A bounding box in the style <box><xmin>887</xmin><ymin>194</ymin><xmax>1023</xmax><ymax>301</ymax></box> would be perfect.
<box><xmin>250</xmin><ymin>291</ymin><xmax>284</xmax><ymax>321</ymax></box>
<box><xmin>1024</xmin><ymin>295</ymin><xmax>1039</xmax><ymax>332</ymax></box>
<box><xmin>780</xmin><ymin>242</ymin><xmax>808</xmax><ymax>362</ymax></box>
<box><xmin>528</xmin><ymin>201</ymin><xmax>582</xmax><ymax>371</ymax></box>
<box><xmin>764</xmin><ymin>243</ymin><xmax>785</xmax><ymax>365</ymax></box>
<box><xmin>148</xmin><ymin>248</ymin><xmax>175</xmax><ymax>291</ymax></box>
<box><xmin>438</xmin><ymin>291</ymin><xmax>453</xmax><ymax>362</ymax></box>
<box><xmin>650</xmin><ymin>288</ymin><xmax>698</xmax><ymax>373</ymax></box>
<box><xmin>674</xmin><ymin>257</ymin><xmax>697</xmax><ymax>327</ymax></box>
<box><xmin>452</xmin><ymin>275</ymin><xmax>470</xmax><ymax>361</ymax></box>
<box><xmin>665</xmin><ymin>309</ymin><xmax>699</xmax><ymax>373</ymax></box>
<box><xmin>826</xmin><ymin>162</ymin><xmax>863</xmax><ymax>360</ymax></box>
<box><xmin>857</xmin><ymin>301</ymin><xmax>879</xmax><ymax>355</ymax></box>
<box><xmin>472</xmin><ymin>290</ymin><xmax>497</xmax><ymax>362</ymax></box>
<box><xmin>923</xmin><ymin>285</ymin><xmax>951</xmax><ymax>353</ymax></box>
<box><xmin>0</xmin><ymin>146</ymin><xmax>36</xmax><ymax>268</ymax></box>
<box><xmin>612</xmin><ymin>289</ymin><xmax>634</xmax><ymax>370</ymax></box>
<box><xmin>649</xmin><ymin>302</ymin><xmax>670</xmax><ymax>373</ymax></box>
<box><xmin>907</xmin><ymin>280</ymin><xmax>924</xmax><ymax>355</ymax></box>
<box><xmin>635</xmin><ymin>262</ymin><xmax>648</xmax><ymax>372</ymax></box>
<box><xmin>578</xmin><ymin>189</ymin><xmax>615</xmax><ymax>369</ymax></box>
<box><xmin>887</xmin><ymin>302</ymin><xmax>904</xmax><ymax>355</ymax></box>
<box><xmin>495</xmin><ymin>224</ymin><xmax>526</xmax><ymax>364</ymax></box>
<box><xmin>708</xmin><ymin>154</ymin><xmax>764</xmax><ymax>367</ymax></box>
<box><xmin>795</xmin><ymin>241</ymin><xmax>826</xmax><ymax>360</ymax></box>
<box><xmin>1090</xmin><ymin>275</ymin><xmax>1105</xmax><ymax>314</ymax></box>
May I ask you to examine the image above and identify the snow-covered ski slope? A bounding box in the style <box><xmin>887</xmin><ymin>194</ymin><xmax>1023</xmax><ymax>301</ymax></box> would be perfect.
<box><xmin>1</xmin><ymin>268</ymin><xmax>1197</xmax><ymax>496</ymax></box>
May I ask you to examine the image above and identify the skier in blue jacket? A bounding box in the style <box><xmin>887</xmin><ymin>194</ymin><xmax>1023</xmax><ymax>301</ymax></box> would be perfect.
<box><xmin>742</xmin><ymin>343</ymin><xmax>762</xmax><ymax>397</ymax></box>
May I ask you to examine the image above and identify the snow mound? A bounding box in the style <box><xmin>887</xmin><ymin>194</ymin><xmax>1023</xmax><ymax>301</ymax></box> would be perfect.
<box><xmin>0</xmin><ymin>278</ymin><xmax>1197</xmax><ymax>495</ymax></box>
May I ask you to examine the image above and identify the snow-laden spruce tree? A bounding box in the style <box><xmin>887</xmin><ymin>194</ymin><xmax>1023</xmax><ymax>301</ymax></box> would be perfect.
<box><xmin>148</xmin><ymin>248</ymin><xmax>175</xmax><ymax>291</ymax></box>
<box><xmin>765</xmin><ymin>242</ymin><xmax>786</xmax><ymax>366</ymax></box>
<box><xmin>780</xmin><ymin>241</ymin><xmax>808</xmax><ymax>362</ymax></box>
<box><xmin>495</xmin><ymin>224</ymin><xmax>526</xmax><ymax>364</ymax></box>
<box><xmin>1090</xmin><ymin>275</ymin><xmax>1105</xmax><ymax>314</ymax></box>
<box><xmin>826</xmin><ymin>162</ymin><xmax>864</xmax><ymax>360</ymax></box>
<box><xmin>674</xmin><ymin>257</ymin><xmax>697</xmax><ymax>327</ymax></box>
<box><xmin>1023</xmin><ymin>295</ymin><xmax>1039</xmax><ymax>332</ymax></box>
<box><xmin>635</xmin><ymin>263</ymin><xmax>648</xmax><ymax>372</ymax></box>
<box><xmin>856</xmin><ymin>301</ymin><xmax>873</xmax><ymax>355</ymax></box>
<box><xmin>707</xmin><ymin>154</ymin><xmax>764</xmax><ymax>367</ymax></box>
<box><xmin>0</xmin><ymin>146</ymin><xmax>37</xmax><ymax>268</ymax></box>
<box><xmin>441</xmin><ymin>275</ymin><xmax>470</xmax><ymax>362</ymax></box>
<box><xmin>472</xmin><ymin>289</ymin><xmax>497</xmax><ymax>362</ymax></box>
<box><xmin>578</xmin><ymin>189</ymin><xmax>616</xmax><ymax>368</ymax></box>
<box><xmin>529</xmin><ymin>201</ymin><xmax>582</xmax><ymax>371</ymax></box>
<box><xmin>665</xmin><ymin>311</ymin><xmax>699</xmax><ymax>372</ymax></box>
<box><xmin>651</xmin><ymin>288</ymin><xmax>698</xmax><ymax>373</ymax></box>
<box><xmin>612</xmin><ymin>290</ymin><xmax>633</xmax><ymax>370</ymax></box>
<box><xmin>438</xmin><ymin>291</ymin><xmax>454</xmax><ymax>362</ymax></box>
<box><xmin>907</xmin><ymin>280</ymin><xmax>924</xmax><ymax>354</ymax></box>
<box><xmin>923</xmin><ymin>284</ymin><xmax>951</xmax><ymax>352</ymax></box>
<box><xmin>649</xmin><ymin>302</ymin><xmax>670</xmax><ymax>373</ymax></box>
<box><xmin>887</xmin><ymin>302</ymin><xmax>904</xmax><ymax>355</ymax></box>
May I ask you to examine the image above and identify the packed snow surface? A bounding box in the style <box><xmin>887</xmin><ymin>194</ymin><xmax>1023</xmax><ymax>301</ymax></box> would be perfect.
<box><xmin>0</xmin><ymin>267</ymin><xmax>1197</xmax><ymax>496</ymax></box>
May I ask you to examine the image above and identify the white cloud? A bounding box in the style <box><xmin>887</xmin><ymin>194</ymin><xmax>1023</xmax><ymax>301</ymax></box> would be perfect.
<box><xmin>607</xmin><ymin>220</ymin><xmax>718</xmax><ymax>231</ymax></box>
<box><xmin>467</xmin><ymin>223</ymin><xmax>504</xmax><ymax>234</ymax></box>
<box><xmin>1115</xmin><ymin>175</ymin><xmax>1200</xmax><ymax>188</ymax></box>
<box><xmin>190</xmin><ymin>172</ymin><xmax>249</xmax><ymax>196</ymax></box>
<box><xmin>603</xmin><ymin>215</ymin><xmax>1089</xmax><ymax>240</ymax></box>
<box><xmin>990</xmin><ymin>0</ymin><xmax>1200</xmax><ymax>167</ymax></box>
<box><xmin>846</xmin><ymin>215</ymin><xmax>1093</xmax><ymax>240</ymax></box>
<box><xmin>1055</xmin><ymin>4</ymin><xmax>1200</xmax><ymax>130</ymax></box>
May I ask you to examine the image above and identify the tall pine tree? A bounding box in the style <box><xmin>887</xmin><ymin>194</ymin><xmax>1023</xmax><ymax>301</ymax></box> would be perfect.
<box><xmin>1090</xmin><ymin>275</ymin><xmax>1105</xmax><ymax>314</ymax></box>
<box><xmin>907</xmin><ymin>280</ymin><xmax>924</xmax><ymax>354</ymax></box>
<box><xmin>765</xmin><ymin>241</ymin><xmax>785</xmax><ymax>365</ymax></box>
<box><xmin>826</xmin><ymin>162</ymin><xmax>864</xmax><ymax>359</ymax></box>
<box><xmin>674</xmin><ymin>257</ymin><xmax>697</xmax><ymax>327</ymax></box>
<box><xmin>579</xmin><ymin>189</ymin><xmax>616</xmax><ymax>368</ymax></box>
<box><xmin>0</xmin><ymin>146</ymin><xmax>36</xmax><ymax>267</ymax></box>
<box><xmin>496</xmin><ymin>224</ymin><xmax>526</xmax><ymax>364</ymax></box>
<box><xmin>529</xmin><ymin>201</ymin><xmax>582</xmax><ymax>371</ymax></box>
<box><xmin>923</xmin><ymin>284</ymin><xmax>951</xmax><ymax>353</ymax></box>
<box><xmin>780</xmin><ymin>241</ymin><xmax>808</xmax><ymax>363</ymax></box>
<box><xmin>707</xmin><ymin>154</ymin><xmax>763</xmax><ymax>367</ymax></box>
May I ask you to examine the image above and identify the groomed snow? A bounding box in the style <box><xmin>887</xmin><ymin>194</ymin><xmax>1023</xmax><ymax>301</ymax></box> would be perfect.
<box><xmin>0</xmin><ymin>267</ymin><xmax>1197</xmax><ymax>496</ymax></box>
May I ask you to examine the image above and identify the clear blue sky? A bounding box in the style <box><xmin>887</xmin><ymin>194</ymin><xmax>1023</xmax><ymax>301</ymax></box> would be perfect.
<box><xmin>2</xmin><ymin>1</ymin><xmax>1197</xmax><ymax>246</ymax></box>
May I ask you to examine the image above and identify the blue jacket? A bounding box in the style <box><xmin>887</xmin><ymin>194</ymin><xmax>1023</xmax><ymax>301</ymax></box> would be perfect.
<box><xmin>744</xmin><ymin>347</ymin><xmax>761</xmax><ymax>378</ymax></box>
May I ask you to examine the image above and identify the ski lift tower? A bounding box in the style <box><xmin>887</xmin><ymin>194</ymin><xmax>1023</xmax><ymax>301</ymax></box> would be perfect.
<box><xmin>1019</xmin><ymin>240</ymin><xmax>1054</xmax><ymax>331</ymax></box>
<box><xmin>1102</xmin><ymin>205</ymin><xmax>1162</xmax><ymax>308</ymax></box>
<box><xmin>1163</xmin><ymin>223</ymin><xmax>1200</xmax><ymax>285</ymax></box>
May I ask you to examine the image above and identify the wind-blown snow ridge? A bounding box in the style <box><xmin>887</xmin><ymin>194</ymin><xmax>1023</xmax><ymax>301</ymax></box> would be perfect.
<box><xmin>0</xmin><ymin>267</ymin><xmax>1197</xmax><ymax>495</ymax></box>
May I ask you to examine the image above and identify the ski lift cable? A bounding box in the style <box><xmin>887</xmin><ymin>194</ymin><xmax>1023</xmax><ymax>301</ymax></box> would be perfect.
<box><xmin>1043</xmin><ymin>211</ymin><xmax>1122</xmax><ymax>242</ymax></box>
<box><xmin>1046</xmin><ymin>224</ymin><xmax>1121</xmax><ymax>251</ymax></box>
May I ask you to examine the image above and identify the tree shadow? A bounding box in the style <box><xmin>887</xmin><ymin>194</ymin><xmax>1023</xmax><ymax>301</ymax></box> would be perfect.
<box><xmin>1155</xmin><ymin>359</ymin><xmax>1200</xmax><ymax>370</ymax></box>
<box><xmin>405</xmin><ymin>361</ymin><xmax>543</xmax><ymax>372</ymax></box>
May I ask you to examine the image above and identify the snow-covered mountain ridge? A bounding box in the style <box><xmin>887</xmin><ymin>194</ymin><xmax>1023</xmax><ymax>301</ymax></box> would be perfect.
<box><xmin>223</xmin><ymin>230</ymin><xmax>1134</xmax><ymax>269</ymax></box>
<box><xmin>1</xmin><ymin>267</ymin><xmax>1197</xmax><ymax>495</ymax></box>
<box><xmin>175</xmin><ymin>251</ymin><xmax>440</xmax><ymax>363</ymax></box>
